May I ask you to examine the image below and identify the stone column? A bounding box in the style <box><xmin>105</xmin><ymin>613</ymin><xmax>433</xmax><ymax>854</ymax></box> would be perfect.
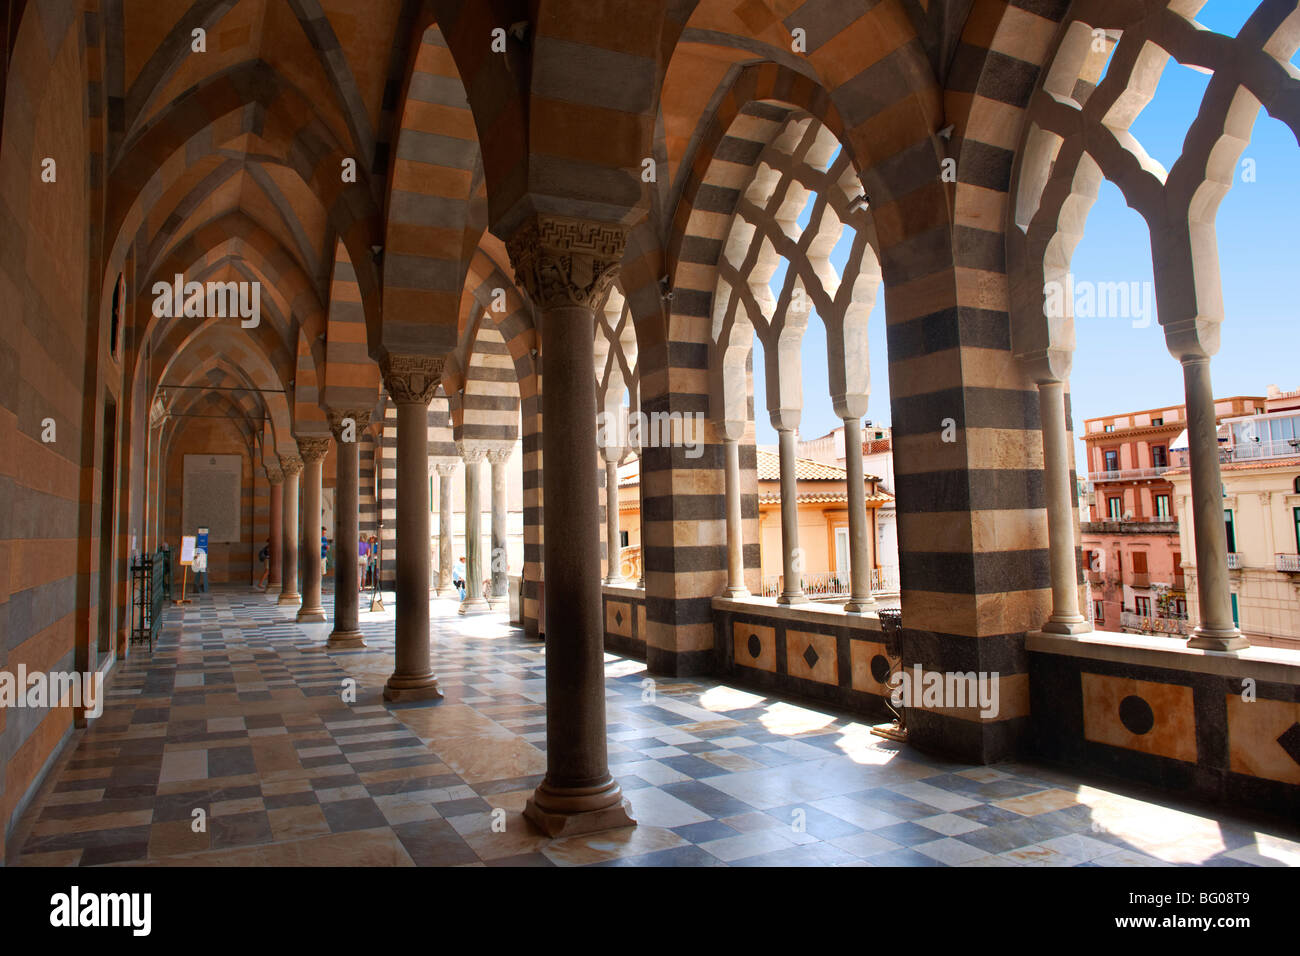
<box><xmin>380</xmin><ymin>354</ymin><xmax>443</xmax><ymax>701</ymax></box>
<box><xmin>841</xmin><ymin>416</ymin><xmax>876</xmax><ymax>612</ymax></box>
<box><xmin>720</xmin><ymin>422</ymin><xmax>748</xmax><ymax>597</ymax></box>
<box><xmin>433</xmin><ymin>462</ymin><xmax>458</xmax><ymax>596</ymax></box>
<box><xmin>266</xmin><ymin>464</ymin><xmax>284</xmax><ymax>594</ymax></box>
<box><xmin>1038</xmin><ymin>381</ymin><xmax>1089</xmax><ymax>633</ymax></box>
<box><xmin>327</xmin><ymin>411</ymin><xmax>368</xmax><ymax>648</ymax></box>
<box><xmin>1182</xmin><ymin>357</ymin><xmax>1247</xmax><ymax>650</ymax></box>
<box><xmin>489</xmin><ymin>446</ymin><xmax>511</xmax><ymax>599</ymax></box>
<box><xmin>296</xmin><ymin>437</ymin><xmax>330</xmax><ymax>623</ymax></box>
<box><xmin>636</xmin><ymin>451</ymin><xmax>647</xmax><ymax>590</ymax></box>
<box><xmin>603</xmin><ymin>448</ymin><xmax>624</xmax><ymax>585</ymax></box>
<box><xmin>507</xmin><ymin>213</ymin><xmax>634</xmax><ymax>836</ymax></box>
<box><xmin>775</xmin><ymin>425</ymin><xmax>807</xmax><ymax>604</ymax></box>
<box><xmin>458</xmin><ymin>446</ymin><xmax>491</xmax><ymax>615</ymax></box>
<box><xmin>278</xmin><ymin>456</ymin><xmax>302</xmax><ymax>605</ymax></box>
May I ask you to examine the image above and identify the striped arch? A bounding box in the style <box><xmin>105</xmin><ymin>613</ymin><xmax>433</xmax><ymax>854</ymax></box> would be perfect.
<box><xmin>379</xmin><ymin>18</ymin><xmax>484</xmax><ymax>358</ymax></box>
<box><xmin>294</xmin><ymin>327</ymin><xmax>330</xmax><ymax>438</ymax></box>
<box><xmin>323</xmin><ymin>239</ymin><xmax>382</xmax><ymax>415</ymax></box>
<box><xmin>448</xmin><ymin>317</ymin><xmax>520</xmax><ymax>445</ymax></box>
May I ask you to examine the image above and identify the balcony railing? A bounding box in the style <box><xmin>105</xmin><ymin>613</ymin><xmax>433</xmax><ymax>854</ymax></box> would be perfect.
<box><xmin>757</xmin><ymin>566</ymin><xmax>900</xmax><ymax>599</ymax></box>
<box><xmin>1227</xmin><ymin>552</ymin><xmax>1243</xmax><ymax>570</ymax></box>
<box><xmin>1224</xmin><ymin>438</ymin><xmax>1300</xmax><ymax>462</ymax></box>
<box><xmin>1277</xmin><ymin>554</ymin><xmax>1300</xmax><ymax>573</ymax></box>
<box><xmin>1085</xmin><ymin>466</ymin><xmax>1169</xmax><ymax>491</ymax></box>
<box><xmin>1120</xmin><ymin>610</ymin><xmax>1188</xmax><ymax>636</ymax></box>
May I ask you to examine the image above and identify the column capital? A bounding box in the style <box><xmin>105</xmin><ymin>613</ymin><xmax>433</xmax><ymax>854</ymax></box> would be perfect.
<box><xmin>265</xmin><ymin>463</ymin><xmax>284</xmax><ymax>485</ymax></box>
<box><xmin>327</xmin><ymin>408</ymin><xmax>372</xmax><ymax>440</ymax></box>
<box><xmin>381</xmin><ymin>353</ymin><xmax>444</xmax><ymax>406</ymax></box>
<box><xmin>432</xmin><ymin>458</ymin><xmax>460</xmax><ymax>477</ymax></box>
<box><xmin>487</xmin><ymin>446</ymin><xmax>514</xmax><ymax>466</ymax></box>
<box><xmin>460</xmin><ymin>446</ymin><xmax>489</xmax><ymax>465</ymax></box>
<box><xmin>297</xmin><ymin>436</ymin><xmax>331</xmax><ymax>463</ymax></box>
<box><xmin>505</xmin><ymin>213</ymin><xmax>627</xmax><ymax>311</ymax></box>
<box><xmin>279</xmin><ymin>455</ymin><xmax>303</xmax><ymax>476</ymax></box>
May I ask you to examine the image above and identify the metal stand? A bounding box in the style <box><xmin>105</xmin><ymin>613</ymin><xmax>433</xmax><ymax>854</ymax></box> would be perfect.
<box><xmin>369</xmin><ymin>536</ymin><xmax>385</xmax><ymax>612</ymax></box>
<box><xmin>871</xmin><ymin>607</ymin><xmax>908</xmax><ymax>742</ymax></box>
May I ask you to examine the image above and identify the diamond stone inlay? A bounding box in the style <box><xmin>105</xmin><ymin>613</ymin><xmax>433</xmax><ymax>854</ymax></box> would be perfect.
<box><xmin>803</xmin><ymin>643</ymin><xmax>820</xmax><ymax>669</ymax></box>
<box><xmin>615</xmin><ymin>609</ymin><xmax>623</xmax><ymax>626</ymax></box>
<box><xmin>1278</xmin><ymin>722</ymin><xmax>1300</xmax><ymax>767</ymax></box>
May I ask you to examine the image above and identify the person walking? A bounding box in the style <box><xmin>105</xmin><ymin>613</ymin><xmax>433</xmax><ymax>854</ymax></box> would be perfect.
<box><xmin>257</xmin><ymin>538</ymin><xmax>271</xmax><ymax>590</ymax></box>
<box><xmin>320</xmin><ymin>526</ymin><xmax>329</xmax><ymax>580</ymax></box>
<box><xmin>452</xmin><ymin>556</ymin><xmax>466</xmax><ymax>601</ymax></box>
<box><xmin>366</xmin><ymin>535</ymin><xmax>379</xmax><ymax>590</ymax></box>
<box><xmin>357</xmin><ymin>534</ymin><xmax>369</xmax><ymax>592</ymax></box>
<box><xmin>192</xmin><ymin>547</ymin><xmax>208</xmax><ymax>593</ymax></box>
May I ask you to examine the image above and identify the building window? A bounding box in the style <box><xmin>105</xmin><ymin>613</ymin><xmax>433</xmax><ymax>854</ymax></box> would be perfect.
<box><xmin>1132</xmin><ymin>551</ymin><xmax>1148</xmax><ymax>575</ymax></box>
<box><xmin>1294</xmin><ymin>507</ymin><xmax>1300</xmax><ymax>554</ymax></box>
<box><xmin>1104</xmin><ymin>450</ymin><xmax>1119</xmax><ymax>471</ymax></box>
<box><xmin>1152</xmin><ymin>417</ymin><xmax>1163</xmax><ymax>426</ymax></box>
<box><xmin>1135</xmin><ymin>595</ymin><xmax>1151</xmax><ymax>616</ymax></box>
<box><xmin>1155</xmin><ymin>494</ymin><xmax>1170</xmax><ymax>517</ymax></box>
<box><xmin>1094</xmin><ymin>600</ymin><xmax>1104</xmax><ymax>624</ymax></box>
<box><xmin>1224</xmin><ymin>508</ymin><xmax>1236</xmax><ymax>553</ymax></box>
<box><xmin>1151</xmin><ymin>445</ymin><xmax>1167</xmax><ymax>467</ymax></box>
<box><xmin>619</xmin><ymin>530</ymin><xmax>629</xmax><ymax>548</ymax></box>
<box><xmin>1104</xmin><ymin>424</ymin><xmax>1115</xmax><ymax>433</ymax></box>
<box><xmin>1108</xmin><ymin>496</ymin><xmax>1122</xmax><ymax>519</ymax></box>
<box><xmin>1230</xmin><ymin>593</ymin><xmax>1239</xmax><ymax>626</ymax></box>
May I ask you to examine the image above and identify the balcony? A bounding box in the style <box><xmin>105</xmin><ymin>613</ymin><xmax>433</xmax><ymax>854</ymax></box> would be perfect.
<box><xmin>1277</xmin><ymin>554</ymin><xmax>1300</xmax><ymax>573</ymax></box>
<box><xmin>1120</xmin><ymin>611</ymin><xmax>1188</xmax><ymax>637</ymax></box>
<box><xmin>1227</xmin><ymin>552</ymin><xmax>1243</xmax><ymax>570</ymax></box>
<box><xmin>1223</xmin><ymin>438</ymin><xmax>1300</xmax><ymax>463</ymax></box>
<box><xmin>1084</xmin><ymin>466</ymin><xmax>1169</xmax><ymax>492</ymax></box>
<box><xmin>1080</xmin><ymin>519</ymin><xmax>1179</xmax><ymax>535</ymax></box>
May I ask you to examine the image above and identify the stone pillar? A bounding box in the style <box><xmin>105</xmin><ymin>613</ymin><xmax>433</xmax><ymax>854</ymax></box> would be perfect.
<box><xmin>603</xmin><ymin>448</ymin><xmax>623</xmax><ymax>585</ymax></box>
<box><xmin>720</xmin><ymin>423</ymin><xmax>748</xmax><ymax>597</ymax></box>
<box><xmin>459</xmin><ymin>446</ymin><xmax>491</xmax><ymax>615</ymax></box>
<box><xmin>1182</xmin><ymin>357</ymin><xmax>1247</xmax><ymax>650</ymax></box>
<box><xmin>266</xmin><ymin>464</ymin><xmax>284</xmax><ymax>594</ymax></box>
<box><xmin>278</xmin><ymin>456</ymin><xmax>302</xmax><ymax>605</ymax></box>
<box><xmin>296</xmin><ymin>438</ymin><xmax>330</xmax><ymax>623</ymax></box>
<box><xmin>841</xmin><ymin>416</ymin><xmax>876</xmax><ymax>613</ymax></box>
<box><xmin>490</xmin><ymin>446</ymin><xmax>511</xmax><ymax>599</ymax></box>
<box><xmin>380</xmin><ymin>354</ymin><xmax>444</xmax><ymax>701</ymax></box>
<box><xmin>775</xmin><ymin>425</ymin><xmax>807</xmax><ymax>604</ymax></box>
<box><xmin>328</xmin><ymin>411</ymin><xmax>368</xmax><ymax>648</ymax></box>
<box><xmin>434</xmin><ymin>462</ymin><xmax>458</xmax><ymax>596</ymax></box>
<box><xmin>507</xmin><ymin>213</ymin><xmax>635</xmax><ymax>836</ymax></box>
<box><xmin>636</xmin><ymin>451</ymin><xmax>646</xmax><ymax>590</ymax></box>
<box><xmin>1038</xmin><ymin>381</ymin><xmax>1090</xmax><ymax>633</ymax></box>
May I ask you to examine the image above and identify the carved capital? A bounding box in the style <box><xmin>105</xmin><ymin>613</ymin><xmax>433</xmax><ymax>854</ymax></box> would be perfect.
<box><xmin>265</xmin><ymin>464</ymin><xmax>284</xmax><ymax>485</ymax></box>
<box><xmin>279</xmin><ymin>455</ymin><xmax>304</xmax><ymax>477</ymax></box>
<box><xmin>381</xmin><ymin>353</ymin><xmax>444</xmax><ymax>406</ymax></box>
<box><xmin>460</xmin><ymin>446</ymin><xmax>489</xmax><ymax>465</ymax></box>
<box><xmin>297</xmin><ymin>437</ymin><xmax>331</xmax><ymax>463</ymax></box>
<box><xmin>487</xmin><ymin>446</ymin><xmax>513</xmax><ymax>466</ymax></box>
<box><xmin>434</xmin><ymin>461</ymin><xmax>460</xmax><ymax>477</ymax></box>
<box><xmin>506</xmin><ymin>214</ymin><xmax>627</xmax><ymax>311</ymax></box>
<box><xmin>328</xmin><ymin>409</ymin><xmax>372</xmax><ymax>440</ymax></box>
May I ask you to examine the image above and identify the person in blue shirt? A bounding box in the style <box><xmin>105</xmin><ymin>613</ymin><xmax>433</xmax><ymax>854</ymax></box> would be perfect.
<box><xmin>452</xmin><ymin>556</ymin><xmax>466</xmax><ymax>601</ymax></box>
<box><xmin>320</xmin><ymin>527</ymin><xmax>329</xmax><ymax>579</ymax></box>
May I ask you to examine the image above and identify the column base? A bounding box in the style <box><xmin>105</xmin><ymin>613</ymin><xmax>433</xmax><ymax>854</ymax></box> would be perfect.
<box><xmin>777</xmin><ymin>591</ymin><xmax>808</xmax><ymax>605</ymax></box>
<box><xmin>296</xmin><ymin>605</ymin><xmax>327</xmax><ymax>623</ymax></box>
<box><xmin>327</xmin><ymin>628</ymin><xmax>367</xmax><ymax>649</ymax></box>
<box><xmin>723</xmin><ymin>586</ymin><xmax>751</xmax><ymax>598</ymax></box>
<box><xmin>1188</xmin><ymin>625</ymin><xmax>1249</xmax><ymax>651</ymax></box>
<box><xmin>844</xmin><ymin>597</ymin><xmax>877</xmax><ymax>613</ymax></box>
<box><xmin>522</xmin><ymin>779</ymin><xmax>636</xmax><ymax>837</ymax></box>
<box><xmin>458</xmin><ymin>597</ymin><xmax>493</xmax><ymax>616</ymax></box>
<box><xmin>382</xmin><ymin>674</ymin><xmax>443</xmax><ymax>702</ymax></box>
<box><xmin>603</xmin><ymin>576</ymin><xmax>625</xmax><ymax>587</ymax></box>
<box><xmin>435</xmin><ymin>584</ymin><xmax>459</xmax><ymax>598</ymax></box>
<box><xmin>278</xmin><ymin>591</ymin><xmax>301</xmax><ymax>605</ymax></box>
<box><xmin>1041</xmin><ymin>616</ymin><xmax>1092</xmax><ymax>636</ymax></box>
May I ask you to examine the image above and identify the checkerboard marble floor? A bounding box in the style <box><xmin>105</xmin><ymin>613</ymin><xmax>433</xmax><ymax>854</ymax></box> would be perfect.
<box><xmin>10</xmin><ymin>587</ymin><xmax>1300</xmax><ymax>867</ymax></box>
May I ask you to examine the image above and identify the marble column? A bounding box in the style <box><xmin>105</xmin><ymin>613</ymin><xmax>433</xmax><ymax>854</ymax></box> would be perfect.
<box><xmin>841</xmin><ymin>416</ymin><xmax>876</xmax><ymax>613</ymax></box>
<box><xmin>278</xmin><ymin>456</ymin><xmax>302</xmax><ymax>605</ymax></box>
<box><xmin>775</xmin><ymin>425</ymin><xmax>807</xmax><ymax>604</ymax></box>
<box><xmin>636</xmin><ymin>452</ymin><xmax>647</xmax><ymax>590</ymax></box>
<box><xmin>603</xmin><ymin>447</ymin><xmax>624</xmax><ymax>585</ymax></box>
<box><xmin>490</xmin><ymin>446</ymin><xmax>511</xmax><ymax>599</ymax></box>
<box><xmin>1182</xmin><ymin>357</ymin><xmax>1247</xmax><ymax>650</ymax></box>
<box><xmin>507</xmin><ymin>213</ymin><xmax>634</xmax><ymax>836</ymax></box>
<box><xmin>380</xmin><ymin>354</ymin><xmax>443</xmax><ymax>701</ymax></box>
<box><xmin>720</xmin><ymin>423</ymin><xmax>748</xmax><ymax>597</ymax></box>
<box><xmin>296</xmin><ymin>438</ymin><xmax>330</xmax><ymax>623</ymax></box>
<box><xmin>266</xmin><ymin>464</ymin><xmax>283</xmax><ymax>594</ymax></box>
<box><xmin>434</xmin><ymin>462</ymin><xmax>458</xmax><ymax>597</ymax></box>
<box><xmin>1038</xmin><ymin>381</ymin><xmax>1090</xmax><ymax>633</ymax></box>
<box><xmin>328</xmin><ymin>411</ymin><xmax>368</xmax><ymax>648</ymax></box>
<box><xmin>459</xmin><ymin>446</ymin><xmax>491</xmax><ymax>615</ymax></box>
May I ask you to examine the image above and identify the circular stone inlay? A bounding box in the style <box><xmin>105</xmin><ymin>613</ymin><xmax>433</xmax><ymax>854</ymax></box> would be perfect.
<box><xmin>1118</xmin><ymin>695</ymin><xmax>1155</xmax><ymax>735</ymax></box>
<box><xmin>870</xmin><ymin>654</ymin><xmax>891</xmax><ymax>685</ymax></box>
<box><xmin>747</xmin><ymin>633</ymin><xmax>762</xmax><ymax>659</ymax></box>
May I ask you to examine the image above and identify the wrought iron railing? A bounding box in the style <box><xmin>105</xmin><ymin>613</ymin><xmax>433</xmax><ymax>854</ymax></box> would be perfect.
<box><xmin>130</xmin><ymin>547</ymin><xmax>168</xmax><ymax>650</ymax></box>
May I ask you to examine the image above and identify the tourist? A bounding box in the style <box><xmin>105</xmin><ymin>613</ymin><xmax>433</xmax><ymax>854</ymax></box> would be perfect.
<box><xmin>256</xmin><ymin>538</ymin><xmax>271</xmax><ymax>590</ymax></box>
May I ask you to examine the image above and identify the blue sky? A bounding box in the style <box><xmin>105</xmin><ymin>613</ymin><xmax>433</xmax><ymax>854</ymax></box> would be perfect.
<box><xmin>750</xmin><ymin>2</ymin><xmax>1298</xmax><ymax>475</ymax></box>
